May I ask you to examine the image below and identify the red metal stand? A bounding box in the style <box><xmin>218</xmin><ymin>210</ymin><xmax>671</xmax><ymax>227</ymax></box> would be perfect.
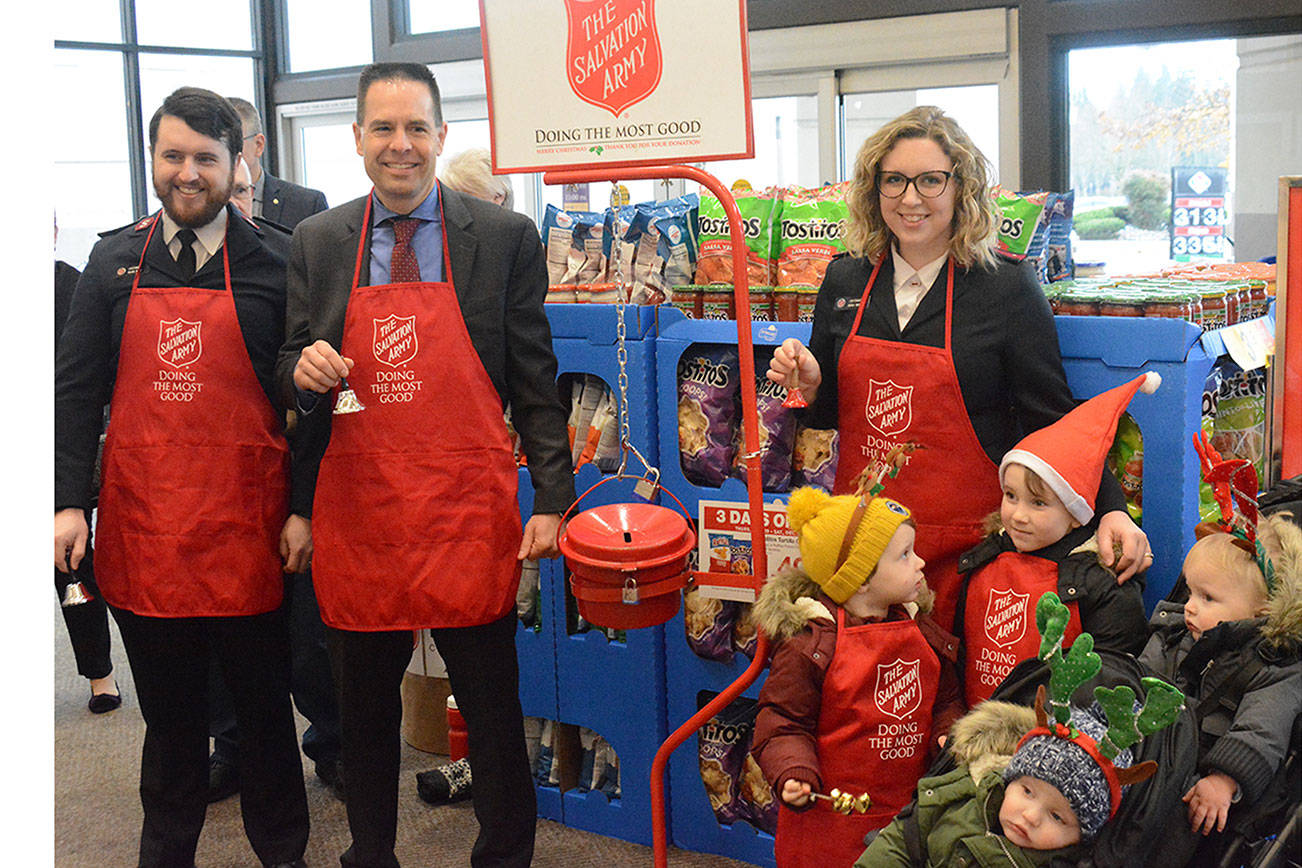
<box><xmin>542</xmin><ymin>165</ymin><xmax>772</xmax><ymax>867</ymax></box>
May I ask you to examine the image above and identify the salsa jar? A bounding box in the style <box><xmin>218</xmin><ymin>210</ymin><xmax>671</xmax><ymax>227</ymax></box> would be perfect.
<box><xmin>701</xmin><ymin>285</ymin><xmax>734</xmax><ymax>320</ymax></box>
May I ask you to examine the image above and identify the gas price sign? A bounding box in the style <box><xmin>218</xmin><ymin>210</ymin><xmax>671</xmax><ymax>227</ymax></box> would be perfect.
<box><xmin>1170</xmin><ymin>167</ymin><xmax>1230</xmax><ymax>262</ymax></box>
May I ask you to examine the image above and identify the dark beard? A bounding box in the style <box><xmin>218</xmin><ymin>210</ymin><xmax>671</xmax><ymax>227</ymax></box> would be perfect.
<box><xmin>153</xmin><ymin>174</ymin><xmax>233</xmax><ymax>229</ymax></box>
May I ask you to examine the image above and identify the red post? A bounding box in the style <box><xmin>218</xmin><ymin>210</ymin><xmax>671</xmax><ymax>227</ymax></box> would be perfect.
<box><xmin>542</xmin><ymin>165</ymin><xmax>772</xmax><ymax>866</ymax></box>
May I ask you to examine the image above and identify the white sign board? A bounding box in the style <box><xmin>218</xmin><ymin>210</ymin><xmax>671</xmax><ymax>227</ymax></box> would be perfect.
<box><xmin>479</xmin><ymin>0</ymin><xmax>754</xmax><ymax>173</ymax></box>
<box><xmin>695</xmin><ymin>499</ymin><xmax>799</xmax><ymax>602</ymax></box>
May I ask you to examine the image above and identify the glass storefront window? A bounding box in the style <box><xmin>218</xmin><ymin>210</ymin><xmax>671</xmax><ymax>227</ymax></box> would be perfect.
<box><xmin>299</xmin><ymin>121</ymin><xmax>371</xmax><ymax>208</ymax></box>
<box><xmin>55</xmin><ymin>0</ymin><xmax>122</xmax><ymax>44</ymax></box>
<box><xmin>53</xmin><ymin>49</ymin><xmax>134</xmax><ymax>269</ymax></box>
<box><xmin>284</xmin><ymin>0</ymin><xmax>372</xmax><ymax>72</ymax></box>
<box><xmin>698</xmin><ymin>96</ymin><xmax>820</xmax><ymax>191</ymax></box>
<box><xmin>135</xmin><ymin>0</ymin><xmax>252</xmax><ymax>50</ymax></box>
<box><xmin>409</xmin><ymin>0</ymin><xmax>481</xmax><ymax>34</ymax></box>
<box><xmin>842</xmin><ymin>85</ymin><xmax>1000</xmax><ymax>182</ymax></box>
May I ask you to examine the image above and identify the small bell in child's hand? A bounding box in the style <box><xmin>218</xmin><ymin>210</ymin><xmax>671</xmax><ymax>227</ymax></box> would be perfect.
<box><xmin>781</xmin><ymin>387</ymin><xmax>808</xmax><ymax>409</ymax></box>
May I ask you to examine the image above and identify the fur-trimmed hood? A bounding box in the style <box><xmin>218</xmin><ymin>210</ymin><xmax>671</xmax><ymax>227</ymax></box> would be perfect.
<box><xmin>948</xmin><ymin>700</ymin><xmax>1038</xmax><ymax>781</ymax></box>
<box><xmin>751</xmin><ymin>568</ymin><xmax>935</xmax><ymax>642</ymax></box>
<box><xmin>1260</xmin><ymin>514</ymin><xmax>1302</xmax><ymax>650</ymax></box>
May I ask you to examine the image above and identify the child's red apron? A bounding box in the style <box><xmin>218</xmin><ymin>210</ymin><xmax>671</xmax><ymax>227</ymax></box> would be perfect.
<box><xmin>311</xmin><ymin>193</ymin><xmax>522</xmax><ymax>631</ymax></box>
<box><xmin>96</xmin><ymin>214</ymin><xmax>289</xmax><ymax>617</ymax></box>
<box><xmin>775</xmin><ymin>609</ymin><xmax>939</xmax><ymax>867</ymax></box>
<box><xmin>962</xmin><ymin>552</ymin><xmax>1082</xmax><ymax>706</ymax></box>
<box><xmin>833</xmin><ymin>258</ymin><xmax>1001</xmax><ymax>631</ymax></box>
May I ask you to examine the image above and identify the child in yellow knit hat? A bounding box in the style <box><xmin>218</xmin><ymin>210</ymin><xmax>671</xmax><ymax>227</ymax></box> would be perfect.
<box><xmin>750</xmin><ymin>487</ymin><xmax>963</xmax><ymax>868</ymax></box>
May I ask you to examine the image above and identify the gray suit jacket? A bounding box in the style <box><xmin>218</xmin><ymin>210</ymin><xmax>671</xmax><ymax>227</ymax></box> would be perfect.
<box><xmin>262</xmin><ymin>172</ymin><xmax>328</xmax><ymax>229</ymax></box>
<box><xmin>276</xmin><ymin>184</ymin><xmax>574</xmax><ymax>518</ymax></box>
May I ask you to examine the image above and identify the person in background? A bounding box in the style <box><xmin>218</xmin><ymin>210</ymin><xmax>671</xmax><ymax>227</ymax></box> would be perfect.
<box><xmin>768</xmin><ymin>105</ymin><xmax>1149</xmax><ymax>633</ymax></box>
<box><xmin>227</xmin><ymin>96</ymin><xmax>328</xmax><ymax>229</ymax></box>
<box><xmin>278</xmin><ymin>62</ymin><xmax>573</xmax><ymax>867</ymax></box>
<box><xmin>54</xmin><ymin>212</ymin><xmax>120</xmax><ymax>715</ymax></box>
<box><xmin>206</xmin><ymin>100</ymin><xmax>342</xmax><ymax>806</ymax></box>
<box><xmin>54</xmin><ymin>87</ymin><xmax>309</xmax><ymax>868</ymax></box>
<box><xmin>232</xmin><ymin>155</ymin><xmax>255</xmax><ymax>218</ymax></box>
<box><xmin>439</xmin><ymin>147</ymin><xmax>513</xmax><ymax>209</ymax></box>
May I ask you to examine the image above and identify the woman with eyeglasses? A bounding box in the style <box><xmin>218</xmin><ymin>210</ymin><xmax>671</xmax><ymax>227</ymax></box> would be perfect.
<box><xmin>768</xmin><ymin>105</ymin><xmax>1149</xmax><ymax>632</ymax></box>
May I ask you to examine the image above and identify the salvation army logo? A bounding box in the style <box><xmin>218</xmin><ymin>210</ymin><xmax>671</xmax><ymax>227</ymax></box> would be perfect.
<box><xmin>864</xmin><ymin>379</ymin><xmax>913</xmax><ymax>437</ymax></box>
<box><xmin>372</xmin><ymin>314</ymin><xmax>418</xmax><ymax>367</ymax></box>
<box><xmin>874</xmin><ymin>658</ymin><xmax>922</xmax><ymax>721</ymax></box>
<box><xmin>984</xmin><ymin>587</ymin><xmax>1030</xmax><ymax>648</ymax></box>
<box><xmin>157</xmin><ymin>318</ymin><xmax>202</xmax><ymax>368</ymax></box>
<box><xmin>564</xmin><ymin>0</ymin><xmax>663</xmax><ymax>117</ymax></box>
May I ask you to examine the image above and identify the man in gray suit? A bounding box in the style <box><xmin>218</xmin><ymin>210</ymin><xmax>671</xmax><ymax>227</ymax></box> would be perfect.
<box><xmin>277</xmin><ymin>62</ymin><xmax>573</xmax><ymax>868</ymax></box>
<box><xmin>229</xmin><ymin>96</ymin><xmax>328</xmax><ymax>229</ymax></box>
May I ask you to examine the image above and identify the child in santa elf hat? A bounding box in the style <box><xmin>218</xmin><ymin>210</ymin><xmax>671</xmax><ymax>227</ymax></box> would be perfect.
<box><xmin>750</xmin><ymin>486</ymin><xmax>964</xmax><ymax>868</ymax></box>
<box><xmin>953</xmin><ymin>373</ymin><xmax>1158</xmax><ymax>711</ymax></box>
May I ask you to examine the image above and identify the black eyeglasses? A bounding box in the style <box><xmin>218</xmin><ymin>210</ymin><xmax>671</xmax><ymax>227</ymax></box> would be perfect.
<box><xmin>877</xmin><ymin>170</ymin><xmax>954</xmax><ymax>199</ymax></box>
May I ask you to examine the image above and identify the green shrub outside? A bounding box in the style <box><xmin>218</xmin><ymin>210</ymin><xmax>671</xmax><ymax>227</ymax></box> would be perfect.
<box><xmin>1122</xmin><ymin>171</ymin><xmax>1170</xmax><ymax>230</ymax></box>
<box><xmin>1075</xmin><ymin>216</ymin><xmax>1125</xmax><ymax>240</ymax></box>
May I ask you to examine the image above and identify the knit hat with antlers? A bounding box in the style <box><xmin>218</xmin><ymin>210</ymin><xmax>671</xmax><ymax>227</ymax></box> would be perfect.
<box><xmin>1003</xmin><ymin>592</ymin><xmax>1185</xmax><ymax>840</ymax></box>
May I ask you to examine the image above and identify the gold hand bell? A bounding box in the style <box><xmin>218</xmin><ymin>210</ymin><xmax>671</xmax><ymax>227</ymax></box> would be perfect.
<box><xmin>810</xmin><ymin>788</ymin><xmax>872</xmax><ymax>815</ymax></box>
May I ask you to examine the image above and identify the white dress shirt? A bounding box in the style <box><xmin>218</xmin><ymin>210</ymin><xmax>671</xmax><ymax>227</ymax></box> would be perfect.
<box><xmin>890</xmin><ymin>247</ymin><xmax>948</xmax><ymax>332</ymax></box>
<box><xmin>161</xmin><ymin>208</ymin><xmax>228</xmax><ymax>273</ymax></box>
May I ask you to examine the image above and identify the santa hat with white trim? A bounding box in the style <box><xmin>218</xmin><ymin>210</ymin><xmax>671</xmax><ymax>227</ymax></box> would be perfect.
<box><xmin>999</xmin><ymin>372</ymin><xmax>1161</xmax><ymax>525</ymax></box>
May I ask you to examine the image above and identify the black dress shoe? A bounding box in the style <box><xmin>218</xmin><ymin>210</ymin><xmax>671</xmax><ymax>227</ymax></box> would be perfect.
<box><xmin>87</xmin><ymin>684</ymin><xmax>122</xmax><ymax>714</ymax></box>
<box><xmin>207</xmin><ymin>756</ymin><xmax>240</xmax><ymax>803</ymax></box>
<box><xmin>315</xmin><ymin>757</ymin><xmax>345</xmax><ymax>800</ymax></box>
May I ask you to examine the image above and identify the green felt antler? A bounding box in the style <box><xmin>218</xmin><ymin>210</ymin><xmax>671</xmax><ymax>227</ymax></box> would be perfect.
<box><xmin>1036</xmin><ymin>592</ymin><xmax>1071</xmax><ymax>661</ymax></box>
<box><xmin>1035</xmin><ymin>592</ymin><xmax>1100</xmax><ymax>726</ymax></box>
<box><xmin>1094</xmin><ymin>677</ymin><xmax>1186</xmax><ymax>761</ymax></box>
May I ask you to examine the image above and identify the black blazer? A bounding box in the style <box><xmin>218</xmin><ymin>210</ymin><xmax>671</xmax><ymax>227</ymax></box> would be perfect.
<box><xmin>277</xmin><ymin>183</ymin><xmax>574</xmax><ymax>518</ymax></box>
<box><xmin>262</xmin><ymin>172</ymin><xmax>328</xmax><ymax>230</ymax></box>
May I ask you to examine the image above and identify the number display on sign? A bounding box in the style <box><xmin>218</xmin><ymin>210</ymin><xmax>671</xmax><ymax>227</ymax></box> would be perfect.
<box><xmin>1173</xmin><ymin>207</ymin><xmax>1229</xmax><ymax>228</ymax></box>
<box><xmin>1173</xmin><ymin>236</ymin><xmax>1222</xmax><ymax>256</ymax></box>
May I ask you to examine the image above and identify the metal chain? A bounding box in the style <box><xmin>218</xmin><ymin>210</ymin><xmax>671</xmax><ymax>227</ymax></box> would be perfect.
<box><xmin>615</xmin><ymin>285</ymin><xmax>631</xmax><ymax>476</ymax></box>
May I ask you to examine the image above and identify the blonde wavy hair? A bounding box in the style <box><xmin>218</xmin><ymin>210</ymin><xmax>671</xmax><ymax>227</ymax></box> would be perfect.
<box><xmin>843</xmin><ymin>106</ymin><xmax>999</xmax><ymax>269</ymax></box>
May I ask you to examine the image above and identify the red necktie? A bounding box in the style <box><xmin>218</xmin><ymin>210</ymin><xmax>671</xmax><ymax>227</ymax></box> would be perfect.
<box><xmin>390</xmin><ymin>217</ymin><xmax>422</xmax><ymax>283</ymax></box>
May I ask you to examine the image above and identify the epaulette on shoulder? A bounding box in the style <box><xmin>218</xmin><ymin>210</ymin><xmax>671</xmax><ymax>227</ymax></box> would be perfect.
<box><xmin>100</xmin><ymin>214</ymin><xmax>156</xmax><ymax>238</ymax></box>
<box><xmin>253</xmin><ymin>215</ymin><xmax>292</xmax><ymax>238</ymax></box>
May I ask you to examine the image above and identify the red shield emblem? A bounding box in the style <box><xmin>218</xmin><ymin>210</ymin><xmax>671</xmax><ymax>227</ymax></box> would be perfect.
<box><xmin>157</xmin><ymin>318</ymin><xmax>202</xmax><ymax>369</ymax></box>
<box><xmin>372</xmin><ymin>315</ymin><xmax>418</xmax><ymax>368</ymax></box>
<box><xmin>874</xmin><ymin>658</ymin><xmax>922</xmax><ymax>721</ymax></box>
<box><xmin>983</xmin><ymin>587</ymin><xmax>1030</xmax><ymax>648</ymax></box>
<box><xmin>564</xmin><ymin>0</ymin><xmax>663</xmax><ymax>117</ymax></box>
<box><xmin>864</xmin><ymin>379</ymin><xmax>913</xmax><ymax>437</ymax></box>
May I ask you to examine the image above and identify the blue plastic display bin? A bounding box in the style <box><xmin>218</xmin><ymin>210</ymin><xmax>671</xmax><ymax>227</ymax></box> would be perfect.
<box><xmin>654</xmin><ymin>307</ymin><xmax>812</xmax><ymax>520</ymax></box>
<box><xmin>552</xmin><ymin>462</ymin><xmax>671</xmax><ymax>847</ymax></box>
<box><xmin>515</xmin><ymin>467</ymin><xmax>564</xmax><ymax>822</ymax></box>
<box><xmin>664</xmin><ymin>606</ymin><xmax>776</xmax><ymax>867</ymax></box>
<box><xmin>1054</xmin><ymin>315</ymin><xmax>1214</xmax><ymax>612</ymax></box>
<box><xmin>545</xmin><ymin>303</ymin><xmax>658</xmax><ymax>343</ymax></box>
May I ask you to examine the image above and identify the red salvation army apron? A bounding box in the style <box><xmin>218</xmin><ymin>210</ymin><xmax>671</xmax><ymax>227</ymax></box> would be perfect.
<box><xmin>962</xmin><ymin>553</ymin><xmax>1082</xmax><ymax>707</ymax></box>
<box><xmin>96</xmin><ymin>214</ymin><xmax>289</xmax><ymax>617</ymax></box>
<box><xmin>775</xmin><ymin>610</ymin><xmax>939</xmax><ymax>868</ymax></box>
<box><xmin>311</xmin><ymin>194</ymin><xmax>522</xmax><ymax>631</ymax></box>
<box><xmin>833</xmin><ymin>258</ymin><xmax>1002</xmax><ymax>632</ymax></box>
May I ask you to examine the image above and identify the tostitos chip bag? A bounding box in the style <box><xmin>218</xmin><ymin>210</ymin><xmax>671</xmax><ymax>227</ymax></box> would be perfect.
<box><xmin>777</xmin><ymin>182</ymin><xmax>850</xmax><ymax>289</ymax></box>
<box><xmin>694</xmin><ymin>187</ymin><xmax>782</xmax><ymax>287</ymax></box>
<box><xmin>993</xmin><ymin>187</ymin><xmax>1047</xmax><ymax>260</ymax></box>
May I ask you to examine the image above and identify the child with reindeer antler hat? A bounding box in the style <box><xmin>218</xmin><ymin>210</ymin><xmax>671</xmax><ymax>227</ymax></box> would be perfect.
<box><xmin>857</xmin><ymin>592</ymin><xmax>1186</xmax><ymax>867</ymax></box>
<box><xmin>750</xmin><ymin>447</ymin><xmax>965</xmax><ymax>868</ymax></box>
<box><xmin>1139</xmin><ymin>433</ymin><xmax>1302</xmax><ymax>841</ymax></box>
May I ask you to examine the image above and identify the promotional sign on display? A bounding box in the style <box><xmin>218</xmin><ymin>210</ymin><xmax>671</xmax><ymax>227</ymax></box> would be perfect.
<box><xmin>479</xmin><ymin>0</ymin><xmax>754</xmax><ymax>172</ymax></box>
<box><xmin>695</xmin><ymin>499</ymin><xmax>799</xmax><ymax>602</ymax></box>
<box><xmin>1170</xmin><ymin>167</ymin><xmax>1230</xmax><ymax>262</ymax></box>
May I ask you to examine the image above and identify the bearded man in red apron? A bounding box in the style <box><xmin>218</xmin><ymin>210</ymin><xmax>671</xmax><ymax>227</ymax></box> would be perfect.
<box><xmin>54</xmin><ymin>87</ymin><xmax>309</xmax><ymax>868</ymax></box>
<box><xmin>278</xmin><ymin>63</ymin><xmax>574</xmax><ymax>868</ymax></box>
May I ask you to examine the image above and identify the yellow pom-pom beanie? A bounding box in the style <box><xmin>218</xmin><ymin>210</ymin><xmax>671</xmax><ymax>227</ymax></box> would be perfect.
<box><xmin>787</xmin><ymin>486</ymin><xmax>913</xmax><ymax>604</ymax></box>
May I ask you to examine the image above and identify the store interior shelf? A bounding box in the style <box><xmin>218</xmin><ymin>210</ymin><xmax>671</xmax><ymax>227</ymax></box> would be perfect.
<box><xmin>545</xmin><ymin>302</ymin><xmax>658</xmax><ymax>343</ymax></box>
